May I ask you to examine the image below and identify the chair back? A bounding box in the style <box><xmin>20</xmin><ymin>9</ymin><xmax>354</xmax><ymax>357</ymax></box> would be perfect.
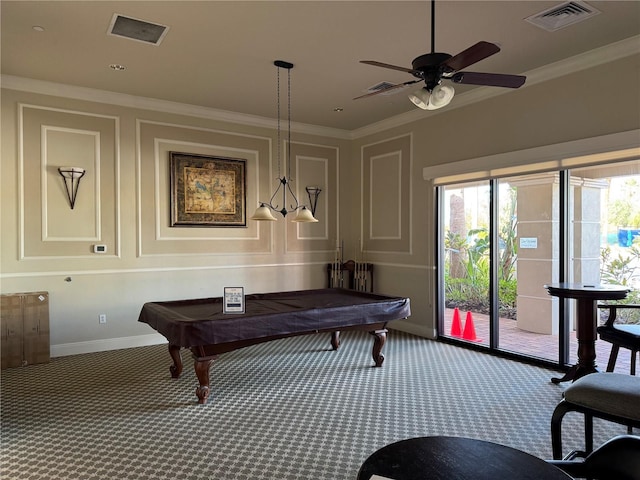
<box><xmin>549</xmin><ymin>435</ymin><xmax>640</xmax><ymax>480</ymax></box>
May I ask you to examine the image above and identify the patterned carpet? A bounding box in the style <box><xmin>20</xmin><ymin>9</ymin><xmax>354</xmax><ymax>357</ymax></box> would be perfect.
<box><xmin>1</xmin><ymin>331</ymin><xmax>628</xmax><ymax>479</ymax></box>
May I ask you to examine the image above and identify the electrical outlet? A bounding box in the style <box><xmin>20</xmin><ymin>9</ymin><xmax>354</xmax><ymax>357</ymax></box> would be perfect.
<box><xmin>98</xmin><ymin>314</ymin><xmax>107</xmax><ymax>324</ymax></box>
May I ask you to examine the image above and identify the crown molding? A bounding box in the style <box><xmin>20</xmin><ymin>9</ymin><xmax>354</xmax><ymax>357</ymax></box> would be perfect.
<box><xmin>2</xmin><ymin>35</ymin><xmax>638</xmax><ymax>141</ymax></box>
<box><xmin>0</xmin><ymin>75</ymin><xmax>352</xmax><ymax>140</ymax></box>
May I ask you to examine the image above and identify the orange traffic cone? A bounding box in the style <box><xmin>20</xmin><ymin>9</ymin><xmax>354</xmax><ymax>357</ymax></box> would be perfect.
<box><xmin>450</xmin><ymin>307</ymin><xmax>462</xmax><ymax>337</ymax></box>
<box><xmin>462</xmin><ymin>311</ymin><xmax>482</xmax><ymax>342</ymax></box>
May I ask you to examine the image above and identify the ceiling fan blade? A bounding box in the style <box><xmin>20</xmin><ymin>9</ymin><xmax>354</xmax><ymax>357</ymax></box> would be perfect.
<box><xmin>360</xmin><ymin>60</ymin><xmax>421</xmax><ymax>76</ymax></box>
<box><xmin>353</xmin><ymin>79</ymin><xmax>421</xmax><ymax>100</ymax></box>
<box><xmin>442</xmin><ymin>41</ymin><xmax>500</xmax><ymax>72</ymax></box>
<box><xmin>451</xmin><ymin>71</ymin><xmax>526</xmax><ymax>88</ymax></box>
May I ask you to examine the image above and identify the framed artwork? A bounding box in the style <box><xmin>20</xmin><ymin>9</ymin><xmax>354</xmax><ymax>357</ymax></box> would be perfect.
<box><xmin>170</xmin><ymin>152</ymin><xmax>246</xmax><ymax>227</ymax></box>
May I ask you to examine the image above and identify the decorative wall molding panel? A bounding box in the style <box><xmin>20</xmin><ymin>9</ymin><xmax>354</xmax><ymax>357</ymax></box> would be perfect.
<box><xmin>285</xmin><ymin>141</ymin><xmax>339</xmax><ymax>254</ymax></box>
<box><xmin>137</xmin><ymin>120</ymin><xmax>271</xmax><ymax>256</ymax></box>
<box><xmin>19</xmin><ymin>104</ymin><xmax>120</xmax><ymax>259</ymax></box>
<box><xmin>361</xmin><ymin>134</ymin><xmax>412</xmax><ymax>255</ymax></box>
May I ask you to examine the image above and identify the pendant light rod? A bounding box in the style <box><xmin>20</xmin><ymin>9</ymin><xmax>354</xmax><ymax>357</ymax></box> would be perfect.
<box><xmin>275</xmin><ymin>60</ymin><xmax>293</xmax><ymax>193</ymax></box>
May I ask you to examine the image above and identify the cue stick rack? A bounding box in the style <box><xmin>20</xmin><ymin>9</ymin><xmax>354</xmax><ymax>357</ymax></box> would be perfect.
<box><xmin>327</xmin><ymin>260</ymin><xmax>374</xmax><ymax>292</ymax></box>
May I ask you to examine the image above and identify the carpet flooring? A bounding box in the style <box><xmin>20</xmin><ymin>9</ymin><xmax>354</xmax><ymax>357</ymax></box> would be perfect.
<box><xmin>0</xmin><ymin>331</ymin><xmax>629</xmax><ymax>479</ymax></box>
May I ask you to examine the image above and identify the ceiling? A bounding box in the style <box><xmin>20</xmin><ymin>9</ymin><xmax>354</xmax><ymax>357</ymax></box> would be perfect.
<box><xmin>2</xmin><ymin>1</ymin><xmax>639</xmax><ymax>132</ymax></box>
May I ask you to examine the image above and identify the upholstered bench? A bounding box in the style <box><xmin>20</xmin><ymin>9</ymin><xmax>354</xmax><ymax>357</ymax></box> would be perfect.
<box><xmin>551</xmin><ymin>372</ymin><xmax>640</xmax><ymax>459</ymax></box>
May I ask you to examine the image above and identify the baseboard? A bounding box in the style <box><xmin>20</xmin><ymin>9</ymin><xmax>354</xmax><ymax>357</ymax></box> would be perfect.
<box><xmin>391</xmin><ymin>319</ymin><xmax>435</xmax><ymax>339</ymax></box>
<box><xmin>51</xmin><ymin>333</ymin><xmax>167</xmax><ymax>357</ymax></box>
<box><xmin>50</xmin><ymin>326</ymin><xmax>431</xmax><ymax>358</ymax></box>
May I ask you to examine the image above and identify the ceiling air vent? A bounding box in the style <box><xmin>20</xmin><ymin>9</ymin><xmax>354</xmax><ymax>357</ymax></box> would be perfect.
<box><xmin>107</xmin><ymin>14</ymin><xmax>169</xmax><ymax>45</ymax></box>
<box><xmin>366</xmin><ymin>81</ymin><xmax>401</xmax><ymax>96</ymax></box>
<box><xmin>525</xmin><ymin>1</ymin><xmax>601</xmax><ymax>32</ymax></box>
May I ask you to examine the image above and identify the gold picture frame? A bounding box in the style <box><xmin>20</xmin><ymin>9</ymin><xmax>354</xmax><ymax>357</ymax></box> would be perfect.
<box><xmin>170</xmin><ymin>152</ymin><xmax>246</xmax><ymax>227</ymax></box>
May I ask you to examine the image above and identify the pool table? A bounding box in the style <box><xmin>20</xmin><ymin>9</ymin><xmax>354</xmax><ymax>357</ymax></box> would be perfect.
<box><xmin>138</xmin><ymin>288</ymin><xmax>411</xmax><ymax>404</ymax></box>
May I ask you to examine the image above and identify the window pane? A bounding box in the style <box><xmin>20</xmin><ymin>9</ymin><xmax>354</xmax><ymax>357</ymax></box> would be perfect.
<box><xmin>496</xmin><ymin>175</ymin><xmax>559</xmax><ymax>362</ymax></box>
<box><xmin>569</xmin><ymin>160</ymin><xmax>640</xmax><ymax>373</ymax></box>
<box><xmin>442</xmin><ymin>182</ymin><xmax>490</xmax><ymax>346</ymax></box>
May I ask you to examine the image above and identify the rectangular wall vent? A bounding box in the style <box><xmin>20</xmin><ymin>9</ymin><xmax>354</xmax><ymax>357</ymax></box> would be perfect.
<box><xmin>107</xmin><ymin>14</ymin><xmax>169</xmax><ymax>45</ymax></box>
<box><xmin>525</xmin><ymin>1</ymin><xmax>600</xmax><ymax>32</ymax></box>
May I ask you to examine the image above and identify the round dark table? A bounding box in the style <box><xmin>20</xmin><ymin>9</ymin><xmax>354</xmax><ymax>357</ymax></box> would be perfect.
<box><xmin>356</xmin><ymin>436</ymin><xmax>572</xmax><ymax>480</ymax></box>
<box><xmin>545</xmin><ymin>282</ymin><xmax>629</xmax><ymax>383</ymax></box>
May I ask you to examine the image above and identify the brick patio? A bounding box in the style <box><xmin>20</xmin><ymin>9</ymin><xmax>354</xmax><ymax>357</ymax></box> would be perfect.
<box><xmin>443</xmin><ymin>308</ymin><xmax>636</xmax><ymax>375</ymax></box>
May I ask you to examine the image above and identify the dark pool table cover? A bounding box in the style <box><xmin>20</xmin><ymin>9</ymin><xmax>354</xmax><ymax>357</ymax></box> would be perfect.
<box><xmin>138</xmin><ymin>288</ymin><xmax>410</xmax><ymax>347</ymax></box>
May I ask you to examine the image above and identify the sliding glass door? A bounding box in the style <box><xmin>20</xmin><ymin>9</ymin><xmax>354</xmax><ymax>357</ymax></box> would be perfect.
<box><xmin>439</xmin><ymin>174</ymin><xmax>561</xmax><ymax>362</ymax></box>
<box><xmin>437</xmin><ymin>159</ymin><xmax>639</xmax><ymax>369</ymax></box>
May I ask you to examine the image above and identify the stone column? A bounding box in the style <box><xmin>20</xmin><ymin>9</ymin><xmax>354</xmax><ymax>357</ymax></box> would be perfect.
<box><xmin>512</xmin><ymin>173</ymin><xmax>560</xmax><ymax>334</ymax></box>
<box><xmin>571</xmin><ymin>178</ymin><xmax>607</xmax><ymax>285</ymax></box>
<box><xmin>513</xmin><ymin>174</ymin><xmax>607</xmax><ymax>334</ymax></box>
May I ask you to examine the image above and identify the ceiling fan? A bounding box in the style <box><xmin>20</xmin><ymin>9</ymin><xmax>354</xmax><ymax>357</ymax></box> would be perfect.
<box><xmin>355</xmin><ymin>0</ymin><xmax>526</xmax><ymax>110</ymax></box>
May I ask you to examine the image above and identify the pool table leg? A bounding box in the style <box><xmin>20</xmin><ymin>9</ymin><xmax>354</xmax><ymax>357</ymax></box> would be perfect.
<box><xmin>370</xmin><ymin>329</ymin><xmax>388</xmax><ymax>367</ymax></box>
<box><xmin>168</xmin><ymin>344</ymin><xmax>183</xmax><ymax>378</ymax></box>
<box><xmin>331</xmin><ymin>331</ymin><xmax>340</xmax><ymax>350</ymax></box>
<box><xmin>193</xmin><ymin>357</ymin><xmax>215</xmax><ymax>405</ymax></box>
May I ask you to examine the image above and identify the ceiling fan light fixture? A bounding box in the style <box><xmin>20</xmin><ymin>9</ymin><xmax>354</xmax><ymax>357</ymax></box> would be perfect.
<box><xmin>408</xmin><ymin>87</ymin><xmax>431</xmax><ymax>109</ymax></box>
<box><xmin>358</xmin><ymin>0</ymin><xmax>525</xmax><ymax>106</ymax></box>
<box><xmin>425</xmin><ymin>84</ymin><xmax>455</xmax><ymax>110</ymax></box>
<box><xmin>409</xmin><ymin>84</ymin><xmax>454</xmax><ymax>110</ymax></box>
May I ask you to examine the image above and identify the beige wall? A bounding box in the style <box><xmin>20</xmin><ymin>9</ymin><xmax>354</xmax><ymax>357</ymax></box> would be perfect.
<box><xmin>1</xmin><ymin>53</ymin><xmax>639</xmax><ymax>355</ymax></box>
<box><xmin>1</xmin><ymin>90</ymin><xmax>349</xmax><ymax>354</ymax></box>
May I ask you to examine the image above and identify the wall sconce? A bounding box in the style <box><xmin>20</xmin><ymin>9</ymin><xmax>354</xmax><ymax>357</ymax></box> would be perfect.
<box><xmin>306</xmin><ymin>186</ymin><xmax>322</xmax><ymax>217</ymax></box>
<box><xmin>58</xmin><ymin>166</ymin><xmax>85</xmax><ymax>209</ymax></box>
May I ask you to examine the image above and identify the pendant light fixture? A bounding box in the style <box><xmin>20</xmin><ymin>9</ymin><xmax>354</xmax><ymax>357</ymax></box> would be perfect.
<box><xmin>251</xmin><ymin>60</ymin><xmax>318</xmax><ymax>223</ymax></box>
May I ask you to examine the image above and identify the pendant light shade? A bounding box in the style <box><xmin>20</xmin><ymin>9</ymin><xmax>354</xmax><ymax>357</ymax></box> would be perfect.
<box><xmin>291</xmin><ymin>206</ymin><xmax>318</xmax><ymax>223</ymax></box>
<box><xmin>250</xmin><ymin>203</ymin><xmax>277</xmax><ymax>221</ymax></box>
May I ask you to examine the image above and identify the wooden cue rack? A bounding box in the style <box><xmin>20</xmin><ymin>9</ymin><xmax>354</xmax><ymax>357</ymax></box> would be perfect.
<box><xmin>327</xmin><ymin>260</ymin><xmax>374</xmax><ymax>292</ymax></box>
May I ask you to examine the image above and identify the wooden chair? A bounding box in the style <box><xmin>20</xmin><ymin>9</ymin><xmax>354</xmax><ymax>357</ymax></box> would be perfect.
<box><xmin>550</xmin><ymin>373</ymin><xmax>640</xmax><ymax>460</ymax></box>
<box><xmin>597</xmin><ymin>304</ymin><xmax>640</xmax><ymax>375</ymax></box>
